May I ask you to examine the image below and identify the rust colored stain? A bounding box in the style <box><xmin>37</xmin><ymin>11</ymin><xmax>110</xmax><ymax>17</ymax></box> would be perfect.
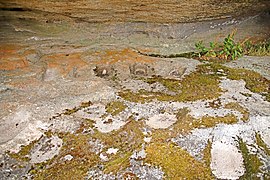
<box><xmin>0</xmin><ymin>44</ymin><xmax>29</xmax><ymax>71</ymax></box>
<box><xmin>41</xmin><ymin>52</ymin><xmax>88</xmax><ymax>76</ymax></box>
<box><xmin>23</xmin><ymin>49</ymin><xmax>37</xmax><ymax>56</ymax></box>
<box><xmin>7</xmin><ymin>77</ymin><xmax>40</xmax><ymax>90</ymax></box>
<box><xmin>95</xmin><ymin>48</ymin><xmax>155</xmax><ymax>65</ymax></box>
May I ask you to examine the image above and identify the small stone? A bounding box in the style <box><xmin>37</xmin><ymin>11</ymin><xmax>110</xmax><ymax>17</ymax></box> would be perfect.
<box><xmin>106</xmin><ymin>148</ymin><xmax>118</xmax><ymax>155</ymax></box>
<box><xmin>99</xmin><ymin>153</ymin><xmax>108</xmax><ymax>161</ymax></box>
<box><xmin>102</xmin><ymin>69</ymin><xmax>107</xmax><ymax>75</ymax></box>
<box><xmin>64</xmin><ymin>154</ymin><xmax>73</xmax><ymax>161</ymax></box>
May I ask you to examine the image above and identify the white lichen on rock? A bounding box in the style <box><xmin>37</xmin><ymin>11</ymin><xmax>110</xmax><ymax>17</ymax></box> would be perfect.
<box><xmin>146</xmin><ymin>113</ymin><xmax>177</xmax><ymax>129</ymax></box>
<box><xmin>210</xmin><ymin>141</ymin><xmax>245</xmax><ymax>179</ymax></box>
<box><xmin>30</xmin><ymin>136</ymin><xmax>63</xmax><ymax>164</ymax></box>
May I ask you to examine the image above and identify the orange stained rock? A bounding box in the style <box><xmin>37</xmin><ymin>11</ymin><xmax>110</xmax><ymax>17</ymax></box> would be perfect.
<box><xmin>95</xmin><ymin>48</ymin><xmax>155</xmax><ymax>64</ymax></box>
<box><xmin>41</xmin><ymin>52</ymin><xmax>88</xmax><ymax>76</ymax></box>
<box><xmin>0</xmin><ymin>44</ymin><xmax>29</xmax><ymax>71</ymax></box>
<box><xmin>7</xmin><ymin>76</ymin><xmax>41</xmax><ymax>90</ymax></box>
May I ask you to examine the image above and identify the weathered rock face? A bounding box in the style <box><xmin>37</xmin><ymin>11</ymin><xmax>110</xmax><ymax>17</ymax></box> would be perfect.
<box><xmin>0</xmin><ymin>1</ymin><xmax>270</xmax><ymax>179</ymax></box>
<box><xmin>0</xmin><ymin>0</ymin><xmax>269</xmax><ymax>23</ymax></box>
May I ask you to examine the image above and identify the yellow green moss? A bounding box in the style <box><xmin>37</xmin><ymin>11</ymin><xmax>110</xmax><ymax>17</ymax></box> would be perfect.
<box><xmin>145</xmin><ymin>76</ymin><xmax>182</xmax><ymax>92</ymax></box>
<box><xmin>105</xmin><ymin>101</ymin><xmax>127</xmax><ymax>116</ymax></box>
<box><xmin>120</xmin><ymin>68</ymin><xmax>222</xmax><ymax>103</ymax></box>
<box><xmin>238</xmin><ymin>138</ymin><xmax>262</xmax><ymax>180</ymax></box>
<box><xmin>51</xmin><ymin>101</ymin><xmax>93</xmax><ymax>118</ymax></box>
<box><xmin>202</xmin><ymin>140</ymin><xmax>212</xmax><ymax>168</ymax></box>
<box><xmin>103</xmin><ymin>152</ymin><xmax>132</xmax><ymax>174</ymax></box>
<box><xmin>63</xmin><ymin>101</ymin><xmax>92</xmax><ymax>115</ymax></box>
<box><xmin>8</xmin><ymin>139</ymin><xmax>38</xmax><ymax>162</ymax></box>
<box><xmin>176</xmin><ymin>72</ymin><xmax>221</xmax><ymax>101</ymax></box>
<box><xmin>145</xmin><ymin>142</ymin><xmax>213</xmax><ymax>179</ymax></box>
<box><xmin>197</xmin><ymin>114</ymin><xmax>238</xmax><ymax>128</ymax></box>
<box><xmin>175</xmin><ymin>109</ymin><xmax>237</xmax><ymax>133</ymax></box>
<box><xmin>31</xmin><ymin>133</ymin><xmax>99</xmax><ymax>179</ymax></box>
<box><xmin>92</xmin><ymin>119</ymin><xmax>144</xmax><ymax>174</ymax></box>
<box><xmin>150</xmin><ymin>108</ymin><xmax>190</xmax><ymax>142</ymax></box>
<box><xmin>120</xmin><ymin>63</ymin><xmax>269</xmax><ymax>103</ymax></box>
<box><xmin>224</xmin><ymin>102</ymin><xmax>249</xmax><ymax>122</ymax></box>
<box><xmin>92</xmin><ymin>120</ymin><xmax>144</xmax><ymax>152</ymax></box>
<box><xmin>199</xmin><ymin>63</ymin><xmax>270</xmax><ymax>101</ymax></box>
<box><xmin>29</xmin><ymin>119</ymin><xmax>144</xmax><ymax>178</ymax></box>
<box><xmin>207</xmin><ymin>98</ymin><xmax>222</xmax><ymax>109</ymax></box>
<box><xmin>228</xmin><ymin>69</ymin><xmax>269</xmax><ymax>96</ymax></box>
<box><xmin>255</xmin><ymin>133</ymin><xmax>270</xmax><ymax>156</ymax></box>
<box><xmin>151</xmin><ymin>108</ymin><xmax>238</xmax><ymax>142</ymax></box>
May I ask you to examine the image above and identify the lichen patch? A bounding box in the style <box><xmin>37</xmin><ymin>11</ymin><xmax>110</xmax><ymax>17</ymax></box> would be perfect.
<box><xmin>210</xmin><ymin>141</ymin><xmax>245</xmax><ymax>179</ymax></box>
<box><xmin>94</xmin><ymin>116</ymin><xmax>126</xmax><ymax>133</ymax></box>
<box><xmin>30</xmin><ymin>135</ymin><xmax>62</xmax><ymax>164</ymax></box>
<box><xmin>146</xmin><ymin>113</ymin><xmax>177</xmax><ymax>129</ymax></box>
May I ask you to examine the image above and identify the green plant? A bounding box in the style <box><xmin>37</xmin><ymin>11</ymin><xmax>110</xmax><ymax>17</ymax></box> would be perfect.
<box><xmin>195</xmin><ymin>30</ymin><xmax>243</xmax><ymax>61</ymax></box>
<box><xmin>195</xmin><ymin>41</ymin><xmax>209</xmax><ymax>57</ymax></box>
<box><xmin>244</xmin><ymin>40</ymin><xmax>270</xmax><ymax>56</ymax></box>
<box><xmin>219</xmin><ymin>33</ymin><xmax>243</xmax><ymax>60</ymax></box>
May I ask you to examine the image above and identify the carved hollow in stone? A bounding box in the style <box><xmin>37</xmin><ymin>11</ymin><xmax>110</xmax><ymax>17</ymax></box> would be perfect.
<box><xmin>169</xmin><ymin>67</ymin><xmax>187</xmax><ymax>78</ymax></box>
<box><xmin>129</xmin><ymin>63</ymin><xmax>149</xmax><ymax>76</ymax></box>
<box><xmin>93</xmin><ymin>65</ymin><xmax>115</xmax><ymax>78</ymax></box>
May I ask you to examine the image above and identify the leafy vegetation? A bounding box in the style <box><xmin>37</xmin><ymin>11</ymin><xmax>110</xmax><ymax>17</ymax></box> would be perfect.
<box><xmin>195</xmin><ymin>30</ymin><xmax>270</xmax><ymax>61</ymax></box>
<box><xmin>244</xmin><ymin>39</ymin><xmax>270</xmax><ymax>56</ymax></box>
<box><xmin>195</xmin><ymin>30</ymin><xmax>243</xmax><ymax>61</ymax></box>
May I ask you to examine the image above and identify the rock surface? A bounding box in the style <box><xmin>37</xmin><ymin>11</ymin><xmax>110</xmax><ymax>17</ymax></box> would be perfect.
<box><xmin>1</xmin><ymin>0</ymin><xmax>269</xmax><ymax>23</ymax></box>
<box><xmin>0</xmin><ymin>4</ymin><xmax>269</xmax><ymax>180</ymax></box>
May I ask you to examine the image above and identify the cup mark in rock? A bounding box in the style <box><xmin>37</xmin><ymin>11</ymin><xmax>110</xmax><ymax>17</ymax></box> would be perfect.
<box><xmin>93</xmin><ymin>65</ymin><xmax>116</xmax><ymax>78</ymax></box>
<box><xmin>129</xmin><ymin>63</ymin><xmax>154</xmax><ymax>76</ymax></box>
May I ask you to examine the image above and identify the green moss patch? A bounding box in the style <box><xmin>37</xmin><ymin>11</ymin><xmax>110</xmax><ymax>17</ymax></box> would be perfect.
<box><xmin>121</xmin><ymin>63</ymin><xmax>269</xmax><ymax>103</ymax></box>
<box><xmin>174</xmin><ymin>108</ymin><xmax>237</xmax><ymax>134</ymax></box>
<box><xmin>151</xmin><ymin>108</ymin><xmax>238</xmax><ymax>142</ymax></box>
<box><xmin>92</xmin><ymin>120</ymin><xmax>144</xmax><ymax>153</ymax></box>
<box><xmin>119</xmin><ymin>67</ymin><xmax>222</xmax><ymax>103</ymax></box>
<box><xmin>8</xmin><ymin>139</ymin><xmax>38</xmax><ymax>162</ymax></box>
<box><xmin>145</xmin><ymin>142</ymin><xmax>213</xmax><ymax>179</ymax></box>
<box><xmin>92</xmin><ymin>119</ymin><xmax>144</xmax><ymax>174</ymax></box>
<box><xmin>51</xmin><ymin>101</ymin><xmax>92</xmax><ymax>119</ymax></box>
<box><xmin>174</xmin><ymin>72</ymin><xmax>221</xmax><ymax>101</ymax></box>
<box><xmin>202</xmin><ymin>140</ymin><xmax>212</xmax><ymax>168</ymax></box>
<box><xmin>31</xmin><ymin>133</ymin><xmax>99</xmax><ymax>179</ymax></box>
<box><xmin>105</xmin><ymin>101</ymin><xmax>127</xmax><ymax>116</ymax></box>
<box><xmin>103</xmin><ymin>151</ymin><xmax>132</xmax><ymax>174</ymax></box>
<box><xmin>238</xmin><ymin>138</ymin><xmax>262</xmax><ymax>180</ymax></box>
<box><xmin>199</xmin><ymin>63</ymin><xmax>270</xmax><ymax>101</ymax></box>
<box><xmin>145</xmin><ymin>76</ymin><xmax>182</xmax><ymax>92</ymax></box>
<box><xmin>28</xmin><ymin>118</ymin><xmax>144</xmax><ymax>178</ymax></box>
<box><xmin>255</xmin><ymin>133</ymin><xmax>270</xmax><ymax>156</ymax></box>
<box><xmin>224</xmin><ymin>102</ymin><xmax>249</xmax><ymax>122</ymax></box>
